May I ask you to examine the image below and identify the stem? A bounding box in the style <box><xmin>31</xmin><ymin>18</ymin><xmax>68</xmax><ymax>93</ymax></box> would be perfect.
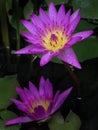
<box><xmin>12</xmin><ymin>0</ymin><xmax>20</xmax><ymax>50</ymax></box>
<box><xmin>64</xmin><ymin>62</ymin><xmax>80</xmax><ymax>97</ymax></box>
<box><xmin>0</xmin><ymin>0</ymin><xmax>10</xmax><ymax>62</ymax></box>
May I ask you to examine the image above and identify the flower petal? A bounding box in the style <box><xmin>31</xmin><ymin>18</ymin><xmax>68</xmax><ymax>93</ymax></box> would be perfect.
<box><xmin>11</xmin><ymin>99</ymin><xmax>27</xmax><ymax>112</ymax></box>
<box><xmin>5</xmin><ymin>116</ymin><xmax>33</xmax><ymax>125</ymax></box>
<box><xmin>49</xmin><ymin>2</ymin><xmax>57</xmax><ymax>22</ymax></box>
<box><xmin>11</xmin><ymin>98</ymin><xmax>23</xmax><ymax>106</ymax></box>
<box><xmin>14</xmin><ymin>45</ymin><xmax>46</xmax><ymax>54</ymax></box>
<box><xmin>48</xmin><ymin>90</ymin><xmax>60</xmax><ymax>114</ymax></box>
<box><xmin>16</xmin><ymin>87</ymin><xmax>27</xmax><ymax>102</ymax></box>
<box><xmin>58</xmin><ymin>4</ymin><xmax>66</xmax><ymax>17</ymax></box>
<box><xmin>21</xmin><ymin>32</ymin><xmax>41</xmax><ymax>45</ymax></box>
<box><xmin>64</xmin><ymin>9</ymin><xmax>71</xmax><ymax>27</ymax></box>
<box><xmin>29</xmin><ymin>81</ymin><xmax>39</xmax><ymax>100</ymax></box>
<box><xmin>39</xmin><ymin>76</ymin><xmax>46</xmax><ymax>99</ymax></box>
<box><xmin>66</xmin><ymin>36</ymin><xmax>82</xmax><ymax>46</ymax></box>
<box><xmin>57</xmin><ymin>4</ymin><xmax>66</xmax><ymax>25</ymax></box>
<box><xmin>51</xmin><ymin>87</ymin><xmax>72</xmax><ymax>114</ymax></box>
<box><xmin>21</xmin><ymin>20</ymin><xmax>39</xmax><ymax>35</ymax></box>
<box><xmin>40</xmin><ymin>51</ymin><xmax>57</xmax><ymax>66</ymax></box>
<box><xmin>45</xmin><ymin>79</ymin><xmax>53</xmax><ymax>100</ymax></box>
<box><xmin>39</xmin><ymin>8</ymin><xmax>51</xmax><ymax>25</ymax></box>
<box><xmin>67</xmin><ymin>15</ymin><xmax>81</xmax><ymax>34</ymax></box>
<box><xmin>58</xmin><ymin>48</ymin><xmax>81</xmax><ymax>69</ymax></box>
<box><xmin>70</xmin><ymin>9</ymin><xmax>80</xmax><ymax>23</ymax></box>
<box><xmin>30</xmin><ymin>14</ymin><xmax>46</xmax><ymax>33</ymax></box>
<box><xmin>72</xmin><ymin>30</ymin><xmax>93</xmax><ymax>40</ymax></box>
<box><xmin>39</xmin><ymin>77</ymin><xmax>53</xmax><ymax>100</ymax></box>
<box><xmin>52</xmin><ymin>90</ymin><xmax>60</xmax><ymax>105</ymax></box>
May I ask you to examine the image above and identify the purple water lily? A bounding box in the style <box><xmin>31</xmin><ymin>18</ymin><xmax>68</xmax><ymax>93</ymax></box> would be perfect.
<box><xmin>14</xmin><ymin>2</ymin><xmax>93</xmax><ymax>68</ymax></box>
<box><xmin>5</xmin><ymin>77</ymin><xmax>72</xmax><ymax>125</ymax></box>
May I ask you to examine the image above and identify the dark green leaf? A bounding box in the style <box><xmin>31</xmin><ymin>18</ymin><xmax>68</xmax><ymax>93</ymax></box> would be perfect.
<box><xmin>23</xmin><ymin>0</ymin><xmax>33</xmax><ymax>19</ymax></box>
<box><xmin>75</xmin><ymin>20</ymin><xmax>97</xmax><ymax>32</ymax></box>
<box><xmin>49</xmin><ymin>111</ymin><xmax>81</xmax><ymax>130</ymax></box>
<box><xmin>63</xmin><ymin>111</ymin><xmax>81</xmax><ymax>130</ymax></box>
<box><xmin>51</xmin><ymin>57</ymin><xmax>62</xmax><ymax>64</ymax></box>
<box><xmin>0</xmin><ymin>75</ymin><xmax>18</xmax><ymax>109</ymax></box>
<box><xmin>6</xmin><ymin>0</ymin><xmax>12</xmax><ymax>14</ymax></box>
<box><xmin>0</xmin><ymin>110</ymin><xmax>18</xmax><ymax>121</ymax></box>
<box><xmin>46</xmin><ymin>0</ymin><xmax>68</xmax><ymax>5</ymax></box>
<box><xmin>73</xmin><ymin>36</ymin><xmax>98</xmax><ymax>62</ymax></box>
<box><xmin>72</xmin><ymin>0</ymin><xmax>98</xmax><ymax>19</ymax></box>
<box><xmin>0</xmin><ymin>110</ymin><xmax>21</xmax><ymax>130</ymax></box>
<box><xmin>48</xmin><ymin>112</ymin><xmax>65</xmax><ymax>130</ymax></box>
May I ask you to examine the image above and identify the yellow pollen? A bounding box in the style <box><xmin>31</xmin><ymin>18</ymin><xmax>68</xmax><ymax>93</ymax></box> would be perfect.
<box><xmin>42</xmin><ymin>29</ymin><xmax>70</xmax><ymax>52</ymax></box>
<box><xmin>29</xmin><ymin>100</ymin><xmax>50</xmax><ymax>113</ymax></box>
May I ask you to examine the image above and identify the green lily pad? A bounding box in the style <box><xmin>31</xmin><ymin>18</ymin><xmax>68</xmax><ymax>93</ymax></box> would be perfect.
<box><xmin>0</xmin><ymin>110</ymin><xmax>21</xmax><ymax>130</ymax></box>
<box><xmin>23</xmin><ymin>0</ymin><xmax>33</xmax><ymax>19</ymax></box>
<box><xmin>49</xmin><ymin>111</ymin><xmax>81</xmax><ymax>130</ymax></box>
<box><xmin>75</xmin><ymin>20</ymin><xmax>97</xmax><ymax>32</ymax></box>
<box><xmin>0</xmin><ymin>110</ymin><xmax>18</xmax><ymax>121</ymax></box>
<box><xmin>64</xmin><ymin>111</ymin><xmax>81</xmax><ymax>130</ymax></box>
<box><xmin>48</xmin><ymin>112</ymin><xmax>66</xmax><ymax>130</ymax></box>
<box><xmin>73</xmin><ymin>36</ymin><xmax>98</xmax><ymax>62</ymax></box>
<box><xmin>0</xmin><ymin>75</ymin><xmax>18</xmax><ymax>109</ymax></box>
<box><xmin>46</xmin><ymin>0</ymin><xmax>68</xmax><ymax>5</ymax></box>
<box><xmin>71</xmin><ymin>0</ymin><xmax>98</xmax><ymax>19</ymax></box>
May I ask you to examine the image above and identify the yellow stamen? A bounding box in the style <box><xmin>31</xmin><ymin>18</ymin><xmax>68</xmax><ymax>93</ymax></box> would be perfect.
<box><xmin>29</xmin><ymin>100</ymin><xmax>50</xmax><ymax>113</ymax></box>
<box><xmin>42</xmin><ymin>29</ymin><xmax>70</xmax><ymax>52</ymax></box>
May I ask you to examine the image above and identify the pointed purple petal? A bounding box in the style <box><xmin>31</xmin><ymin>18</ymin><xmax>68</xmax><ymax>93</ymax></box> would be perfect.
<box><xmin>49</xmin><ymin>2</ymin><xmax>57</xmax><ymax>22</ymax></box>
<box><xmin>39</xmin><ymin>77</ymin><xmax>53</xmax><ymax>100</ymax></box>
<box><xmin>5</xmin><ymin>116</ymin><xmax>33</xmax><ymax>125</ymax></box>
<box><xmin>39</xmin><ymin>76</ymin><xmax>46</xmax><ymax>99</ymax></box>
<box><xmin>16</xmin><ymin>87</ymin><xmax>26</xmax><ymax>102</ymax></box>
<box><xmin>23</xmin><ymin>87</ymin><xmax>39</xmax><ymax>106</ymax></box>
<box><xmin>40</xmin><ymin>52</ymin><xmax>57</xmax><ymax>66</ymax></box>
<box><xmin>57</xmin><ymin>4</ymin><xmax>66</xmax><ymax>25</ymax></box>
<box><xmin>52</xmin><ymin>90</ymin><xmax>60</xmax><ymax>105</ymax></box>
<box><xmin>70</xmin><ymin>9</ymin><xmax>80</xmax><ymax>23</ymax></box>
<box><xmin>48</xmin><ymin>90</ymin><xmax>60</xmax><ymax>114</ymax></box>
<box><xmin>21</xmin><ymin>32</ymin><xmax>41</xmax><ymax>45</ymax></box>
<box><xmin>39</xmin><ymin>8</ymin><xmax>51</xmax><ymax>25</ymax></box>
<box><xmin>63</xmin><ymin>9</ymin><xmax>71</xmax><ymax>27</ymax></box>
<box><xmin>66</xmin><ymin>36</ymin><xmax>82</xmax><ymax>47</ymax></box>
<box><xmin>67</xmin><ymin>15</ymin><xmax>81</xmax><ymax>34</ymax></box>
<box><xmin>11</xmin><ymin>98</ymin><xmax>23</xmax><ymax>106</ymax></box>
<box><xmin>58</xmin><ymin>48</ymin><xmax>81</xmax><ymax>69</ymax></box>
<box><xmin>29</xmin><ymin>81</ymin><xmax>39</xmax><ymax>100</ymax></box>
<box><xmin>24</xmin><ymin>87</ymin><xmax>31</xmax><ymax>97</ymax></box>
<box><xmin>30</xmin><ymin>14</ymin><xmax>46</xmax><ymax>33</ymax></box>
<box><xmin>51</xmin><ymin>87</ymin><xmax>72</xmax><ymax>114</ymax></box>
<box><xmin>72</xmin><ymin>30</ymin><xmax>93</xmax><ymax>40</ymax></box>
<box><xmin>14</xmin><ymin>45</ymin><xmax>46</xmax><ymax>54</ymax></box>
<box><xmin>45</xmin><ymin>79</ymin><xmax>53</xmax><ymax>100</ymax></box>
<box><xmin>47</xmin><ymin>102</ymin><xmax>53</xmax><ymax>114</ymax></box>
<box><xmin>21</xmin><ymin>20</ymin><xmax>39</xmax><ymax>35</ymax></box>
<box><xmin>21</xmin><ymin>32</ymin><xmax>33</xmax><ymax>39</ymax></box>
<box><xmin>11</xmin><ymin>98</ymin><xmax>27</xmax><ymax>112</ymax></box>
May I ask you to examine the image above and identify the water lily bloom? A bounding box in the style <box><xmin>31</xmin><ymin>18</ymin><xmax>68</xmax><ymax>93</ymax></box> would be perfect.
<box><xmin>5</xmin><ymin>77</ymin><xmax>72</xmax><ymax>125</ymax></box>
<box><xmin>14</xmin><ymin>2</ymin><xmax>93</xmax><ymax>68</ymax></box>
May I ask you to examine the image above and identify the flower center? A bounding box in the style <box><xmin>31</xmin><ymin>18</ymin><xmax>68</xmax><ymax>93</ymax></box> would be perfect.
<box><xmin>50</xmin><ymin>34</ymin><xmax>58</xmax><ymax>42</ymax></box>
<box><xmin>29</xmin><ymin>100</ymin><xmax>50</xmax><ymax>113</ymax></box>
<box><xmin>42</xmin><ymin>29</ymin><xmax>70</xmax><ymax>52</ymax></box>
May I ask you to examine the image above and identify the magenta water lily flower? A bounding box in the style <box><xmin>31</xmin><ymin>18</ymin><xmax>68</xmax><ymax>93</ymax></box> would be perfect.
<box><xmin>14</xmin><ymin>2</ymin><xmax>93</xmax><ymax>68</ymax></box>
<box><xmin>5</xmin><ymin>77</ymin><xmax>72</xmax><ymax>125</ymax></box>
